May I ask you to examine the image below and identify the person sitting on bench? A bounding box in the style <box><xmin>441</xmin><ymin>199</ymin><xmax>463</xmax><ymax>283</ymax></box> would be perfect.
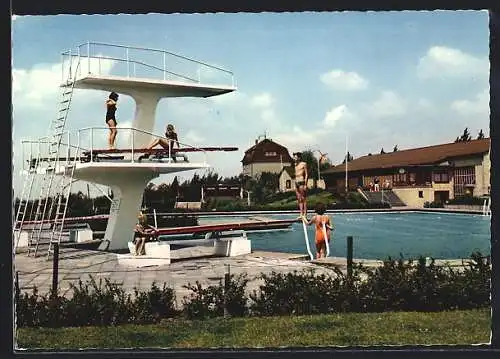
<box><xmin>133</xmin><ymin>212</ymin><xmax>158</xmax><ymax>256</ymax></box>
<box><xmin>141</xmin><ymin>124</ymin><xmax>180</xmax><ymax>160</ymax></box>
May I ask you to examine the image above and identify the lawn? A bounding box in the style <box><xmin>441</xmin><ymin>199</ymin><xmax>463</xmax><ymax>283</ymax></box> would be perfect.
<box><xmin>16</xmin><ymin>309</ymin><xmax>490</xmax><ymax>349</ymax></box>
<box><xmin>265</xmin><ymin>191</ymin><xmax>335</xmax><ymax>208</ymax></box>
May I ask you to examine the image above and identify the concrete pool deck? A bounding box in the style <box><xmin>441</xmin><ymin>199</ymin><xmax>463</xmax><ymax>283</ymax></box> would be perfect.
<box><xmin>14</xmin><ymin>242</ymin><xmax>475</xmax><ymax>308</ymax></box>
<box><xmin>14</xmin><ymin>246</ymin><xmax>331</xmax><ymax>306</ymax></box>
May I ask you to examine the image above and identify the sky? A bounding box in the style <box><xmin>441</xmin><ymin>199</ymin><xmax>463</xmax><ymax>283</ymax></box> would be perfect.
<box><xmin>11</xmin><ymin>11</ymin><xmax>490</xmax><ymax>196</ymax></box>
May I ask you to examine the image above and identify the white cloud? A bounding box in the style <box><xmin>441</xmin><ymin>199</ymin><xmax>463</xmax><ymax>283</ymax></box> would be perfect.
<box><xmin>12</xmin><ymin>55</ymin><xmax>116</xmax><ymax>110</ymax></box>
<box><xmin>183</xmin><ymin>130</ymin><xmax>206</xmax><ymax>145</ymax></box>
<box><xmin>320</xmin><ymin>70</ymin><xmax>369</xmax><ymax>91</ymax></box>
<box><xmin>250</xmin><ymin>93</ymin><xmax>274</xmax><ymax>108</ymax></box>
<box><xmin>362</xmin><ymin>90</ymin><xmax>407</xmax><ymax>119</ymax></box>
<box><xmin>323</xmin><ymin>104</ymin><xmax>351</xmax><ymax>128</ymax></box>
<box><xmin>451</xmin><ymin>88</ymin><xmax>489</xmax><ymax>117</ymax></box>
<box><xmin>12</xmin><ymin>15</ymin><xmax>18</xmax><ymax>21</ymax></box>
<box><xmin>417</xmin><ymin>46</ymin><xmax>489</xmax><ymax>80</ymax></box>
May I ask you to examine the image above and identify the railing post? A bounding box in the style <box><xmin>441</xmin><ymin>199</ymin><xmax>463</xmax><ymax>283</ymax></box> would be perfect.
<box><xmin>67</xmin><ymin>132</ymin><xmax>70</xmax><ymax>165</ymax></box>
<box><xmin>87</xmin><ymin>42</ymin><xmax>90</xmax><ymax>74</ymax></box>
<box><xmin>68</xmin><ymin>49</ymin><xmax>72</xmax><ymax>80</ymax></box>
<box><xmin>163</xmin><ymin>52</ymin><xmax>166</xmax><ymax>80</ymax></box>
<box><xmin>61</xmin><ymin>53</ymin><xmax>64</xmax><ymax>84</ymax></box>
<box><xmin>90</xmin><ymin>128</ymin><xmax>93</xmax><ymax>163</ymax></box>
<box><xmin>77</xmin><ymin>46</ymin><xmax>81</xmax><ymax>77</ymax></box>
<box><xmin>168</xmin><ymin>141</ymin><xmax>171</xmax><ymax>163</ymax></box>
<box><xmin>131</xmin><ymin>129</ymin><xmax>134</xmax><ymax>163</ymax></box>
<box><xmin>224</xmin><ymin>264</ymin><xmax>231</xmax><ymax>318</ymax></box>
<box><xmin>126</xmin><ymin>48</ymin><xmax>129</xmax><ymax>77</ymax></box>
<box><xmin>51</xmin><ymin>242</ymin><xmax>59</xmax><ymax>297</ymax></box>
<box><xmin>77</xmin><ymin>130</ymin><xmax>80</xmax><ymax>161</ymax></box>
<box><xmin>347</xmin><ymin>236</ymin><xmax>353</xmax><ymax>279</ymax></box>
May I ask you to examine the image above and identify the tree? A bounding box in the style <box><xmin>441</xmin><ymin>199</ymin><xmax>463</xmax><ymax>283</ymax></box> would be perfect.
<box><xmin>455</xmin><ymin>127</ymin><xmax>472</xmax><ymax>142</ymax></box>
<box><xmin>170</xmin><ymin>176</ymin><xmax>180</xmax><ymax>199</ymax></box>
<box><xmin>380</xmin><ymin>148</ymin><xmax>386</xmax><ymax>154</ymax></box>
<box><xmin>300</xmin><ymin>150</ymin><xmax>318</xmax><ymax>182</ymax></box>
<box><xmin>393</xmin><ymin>145</ymin><xmax>398</xmax><ymax>152</ymax></box>
<box><xmin>341</xmin><ymin>152</ymin><xmax>354</xmax><ymax>164</ymax></box>
<box><xmin>477</xmin><ymin>129</ymin><xmax>485</xmax><ymax>140</ymax></box>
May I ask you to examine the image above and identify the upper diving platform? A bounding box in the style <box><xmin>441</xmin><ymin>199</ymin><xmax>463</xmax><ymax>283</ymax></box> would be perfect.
<box><xmin>61</xmin><ymin>42</ymin><xmax>237</xmax><ymax>98</ymax></box>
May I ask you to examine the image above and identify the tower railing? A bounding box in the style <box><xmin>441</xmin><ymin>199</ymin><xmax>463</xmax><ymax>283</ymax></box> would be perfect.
<box><xmin>61</xmin><ymin>42</ymin><xmax>235</xmax><ymax>88</ymax></box>
<box><xmin>75</xmin><ymin>126</ymin><xmax>209</xmax><ymax>165</ymax></box>
<box><xmin>20</xmin><ymin>126</ymin><xmax>212</xmax><ymax>169</ymax></box>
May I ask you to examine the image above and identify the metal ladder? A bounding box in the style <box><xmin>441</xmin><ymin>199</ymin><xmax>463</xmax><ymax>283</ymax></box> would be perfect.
<box><xmin>13</xmin><ymin>151</ymin><xmax>40</xmax><ymax>249</ymax></box>
<box><xmin>27</xmin><ymin>58</ymin><xmax>80</xmax><ymax>257</ymax></box>
<box><xmin>47</xmin><ymin>159</ymin><xmax>78</xmax><ymax>260</ymax></box>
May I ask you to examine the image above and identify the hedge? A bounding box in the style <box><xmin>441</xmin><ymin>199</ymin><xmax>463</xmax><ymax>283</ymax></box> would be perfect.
<box><xmin>15</xmin><ymin>252</ymin><xmax>490</xmax><ymax>327</ymax></box>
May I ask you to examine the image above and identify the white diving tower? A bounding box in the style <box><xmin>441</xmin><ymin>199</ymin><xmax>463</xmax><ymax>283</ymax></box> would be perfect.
<box><xmin>16</xmin><ymin>42</ymin><xmax>237</xmax><ymax>254</ymax></box>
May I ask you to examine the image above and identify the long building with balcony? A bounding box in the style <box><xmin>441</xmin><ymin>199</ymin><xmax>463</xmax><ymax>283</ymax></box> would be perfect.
<box><xmin>322</xmin><ymin>138</ymin><xmax>490</xmax><ymax>207</ymax></box>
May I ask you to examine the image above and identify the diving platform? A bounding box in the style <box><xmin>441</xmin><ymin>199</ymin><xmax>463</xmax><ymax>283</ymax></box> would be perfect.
<box><xmin>70</xmin><ymin>74</ymin><xmax>235</xmax><ymax>98</ymax></box>
<box><xmin>15</xmin><ymin>41</ymin><xmax>240</xmax><ymax>253</ymax></box>
<box><xmin>25</xmin><ymin>144</ymin><xmax>239</xmax><ymax>180</ymax></box>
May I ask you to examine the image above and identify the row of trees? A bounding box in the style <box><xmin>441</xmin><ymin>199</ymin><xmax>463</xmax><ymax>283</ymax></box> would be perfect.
<box><xmin>454</xmin><ymin>127</ymin><xmax>485</xmax><ymax>142</ymax></box>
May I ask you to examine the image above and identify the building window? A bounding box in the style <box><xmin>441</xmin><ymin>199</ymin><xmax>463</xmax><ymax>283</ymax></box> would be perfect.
<box><xmin>265</xmin><ymin>151</ymin><xmax>277</xmax><ymax>156</ymax></box>
<box><xmin>418</xmin><ymin>191</ymin><xmax>423</xmax><ymax>198</ymax></box>
<box><xmin>286</xmin><ymin>180</ymin><xmax>291</xmax><ymax>189</ymax></box>
<box><xmin>454</xmin><ymin>166</ymin><xmax>476</xmax><ymax>197</ymax></box>
<box><xmin>392</xmin><ymin>173</ymin><xmax>407</xmax><ymax>185</ymax></box>
<box><xmin>433</xmin><ymin>171</ymin><xmax>449</xmax><ymax>183</ymax></box>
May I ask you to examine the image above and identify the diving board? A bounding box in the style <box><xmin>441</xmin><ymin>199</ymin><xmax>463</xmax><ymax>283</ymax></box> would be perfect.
<box><xmin>82</xmin><ymin>146</ymin><xmax>238</xmax><ymax>155</ymax></box>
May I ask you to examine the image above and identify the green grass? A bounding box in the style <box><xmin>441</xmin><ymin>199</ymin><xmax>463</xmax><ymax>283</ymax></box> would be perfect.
<box><xmin>16</xmin><ymin>309</ymin><xmax>491</xmax><ymax>349</ymax></box>
<box><xmin>266</xmin><ymin>191</ymin><xmax>335</xmax><ymax>208</ymax></box>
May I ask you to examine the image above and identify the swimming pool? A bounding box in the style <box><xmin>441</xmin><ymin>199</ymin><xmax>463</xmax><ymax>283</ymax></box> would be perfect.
<box><xmin>198</xmin><ymin>211</ymin><xmax>491</xmax><ymax>260</ymax></box>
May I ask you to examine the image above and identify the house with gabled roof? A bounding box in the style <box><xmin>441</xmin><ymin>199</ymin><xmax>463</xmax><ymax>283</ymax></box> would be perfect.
<box><xmin>322</xmin><ymin>138</ymin><xmax>491</xmax><ymax>207</ymax></box>
<box><xmin>278</xmin><ymin>166</ymin><xmax>295</xmax><ymax>192</ymax></box>
<box><xmin>278</xmin><ymin>166</ymin><xmax>322</xmax><ymax>192</ymax></box>
<box><xmin>241</xmin><ymin>136</ymin><xmax>294</xmax><ymax>178</ymax></box>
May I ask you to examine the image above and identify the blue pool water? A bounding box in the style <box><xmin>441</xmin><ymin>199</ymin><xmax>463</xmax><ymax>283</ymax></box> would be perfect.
<box><xmin>199</xmin><ymin>212</ymin><xmax>491</xmax><ymax>260</ymax></box>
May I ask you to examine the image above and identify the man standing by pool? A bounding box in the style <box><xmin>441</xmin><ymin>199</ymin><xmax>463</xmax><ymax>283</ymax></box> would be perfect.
<box><xmin>294</xmin><ymin>152</ymin><xmax>308</xmax><ymax>218</ymax></box>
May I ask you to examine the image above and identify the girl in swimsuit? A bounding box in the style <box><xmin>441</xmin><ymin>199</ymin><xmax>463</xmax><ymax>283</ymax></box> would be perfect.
<box><xmin>133</xmin><ymin>212</ymin><xmax>158</xmax><ymax>255</ymax></box>
<box><xmin>305</xmin><ymin>203</ymin><xmax>334</xmax><ymax>259</ymax></box>
<box><xmin>142</xmin><ymin>124</ymin><xmax>180</xmax><ymax>159</ymax></box>
<box><xmin>105</xmin><ymin>92</ymin><xmax>119</xmax><ymax>150</ymax></box>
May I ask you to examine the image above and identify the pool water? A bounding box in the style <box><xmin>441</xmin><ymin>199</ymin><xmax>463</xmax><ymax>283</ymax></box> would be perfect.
<box><xmin>199</xmin><ymin>212</ymin><xmax>491</xmax><ymax>260</ymax></box>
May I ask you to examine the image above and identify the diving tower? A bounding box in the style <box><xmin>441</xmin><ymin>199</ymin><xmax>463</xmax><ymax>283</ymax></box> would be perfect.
<box><xmin>15</xmin><ymin>42</ymin><xmax>238</xmax><ymax>254</ymax></box>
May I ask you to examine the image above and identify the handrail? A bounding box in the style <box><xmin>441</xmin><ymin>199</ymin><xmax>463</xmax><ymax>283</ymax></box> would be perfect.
<box><xmin>20</xmin><ymin>125</ymin><xmax>214</xmax><ymax>170</ymax></box>
<box><xmin>61</xmin><ymin>41</ymin><xmax>235</xmax><ymax>88</ymax></box>
<box><xmin>64</xmin><ymin>41</ymin><xmax>233</xmax><ymax>75</ymax></box>
<box><xmin>63</xmin><ymin>54</ymin><xmax>199</xmax><ymax>83</ymax></box>
<box><xmin>76</xmin><ymin>126</ymin><xmax>208</xmax><ymax>155</ymax></box>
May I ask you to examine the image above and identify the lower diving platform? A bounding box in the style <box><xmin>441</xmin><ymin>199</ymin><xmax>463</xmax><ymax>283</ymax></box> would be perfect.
<box><xmin>26</xmin><ymin>144</ymin><xmax>239</xmax><ymax>178</ymax></box>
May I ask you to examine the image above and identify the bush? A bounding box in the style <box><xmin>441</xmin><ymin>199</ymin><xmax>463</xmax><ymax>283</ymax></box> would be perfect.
<box><xmin>132</xmin><ymin>282</ymin><xmax>178</xmax><ymax>323</ymax></box>
<box><xmin>424</xmin><ymin>201</ymin><xmax>444</xmax><ymax>208</ymax></box>
<box><xmin>15</xmin><ymin>276</ymin><xmax>177</xmax><ymax>328</ymax></box>
<box><xmin>181</xmin><ymin>274</ymin><xmax>249</xmax><ymax>319</ymax></box>
<box><xmin>15</xmin><ymin>253</ymin><xmax>491</xmax><ymax>327</ymax></box>
<box><xmin>249</xmin><ymin>268</ymin><xmax>363</xmax><ymax>316</ymax></box>
<box><xmin>446</xmin><ymin>196</ymin><xmax>486</xmax><ymax>206</ymax></box>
